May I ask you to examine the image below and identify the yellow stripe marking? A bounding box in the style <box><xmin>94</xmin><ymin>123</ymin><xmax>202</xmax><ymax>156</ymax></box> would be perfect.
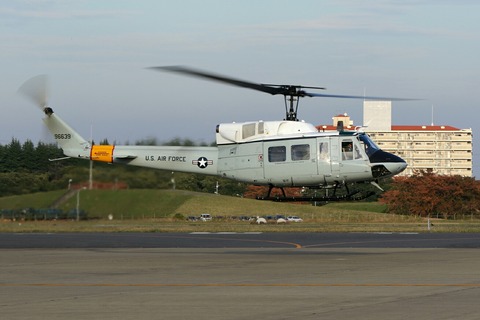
<box><xmin>2</xmin><ymin>283</ymin><xmax>480</xmax><ymax>287</ymax></box>
<box><xmin>90</xmin><ymin>145</ymin><xmax>114</xmax><ymax>163</ymax></box>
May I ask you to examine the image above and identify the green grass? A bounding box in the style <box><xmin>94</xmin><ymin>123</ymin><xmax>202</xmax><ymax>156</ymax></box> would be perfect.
<box><xmin>61</xmin><ymin>189</ymin><xmax>195</xmax><ymax>219</ymax></box>
<box><xmin>0</xmin><ymin>190</ymin><xmax>65</xmax><ymax>209</ymax></box>
<box><xmin>0</xmin><ymin>189</ymin><xmax>390</xmax><ymax>220</ymax></box>
<box><xmin>1</xmin><ymin>189</ymin><xmax>480</xmax><ymax>233</ymax></box>
<box><xmin>326</xmin><ymin>202</ymin><xmax>388</xmax><ymax>213</ymax></box>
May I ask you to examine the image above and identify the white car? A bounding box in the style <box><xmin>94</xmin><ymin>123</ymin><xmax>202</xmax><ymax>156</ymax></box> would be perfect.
<box><xmin>199</xmin><ymin>213</ymin><xmax>212</xmax><ymax>221</ymax></box>
<box><xmin>287</xmin><ymin>216</ymin><xmax>303</xmax><ymax>222</ymax></box>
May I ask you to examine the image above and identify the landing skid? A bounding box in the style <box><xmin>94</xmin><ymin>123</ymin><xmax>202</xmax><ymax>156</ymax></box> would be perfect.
<box><xmin>257</xmin><ymin>190</ymin><xmax>376</xmax><ymax>202</ymax></box>
<box><xmin>257</xmin><ymin>184</ymin><xmax>376</xmax><ymax>202</ymax></box>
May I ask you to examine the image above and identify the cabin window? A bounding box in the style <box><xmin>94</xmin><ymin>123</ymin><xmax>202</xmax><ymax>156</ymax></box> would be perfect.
<box><xmin>242</xmin><ymin>123</ymin><xmax>256</xmax><ymax>139</ymax></box>
<box><xmin>268</xmin><ymin>146</ymin><xmax>286</xmax><ymax>162</ymax></box>
<box><xmin>291</xmin><ymin>144</ymin><xmax>310</xmax><ymax>161</ymax></box>
<box><xmin>319</xmin><ymin>142</ymin><xmax>329</xmax><ymax>161</ymax></box>
<box><xmin>342</xmin><ymin>140</ymin><xmax>353</xmax><ymax>160</ymax></box>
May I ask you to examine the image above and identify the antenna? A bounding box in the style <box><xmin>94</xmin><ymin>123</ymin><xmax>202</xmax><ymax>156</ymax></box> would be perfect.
<box><xmin>89</xmin><ymin>123</ymin><xmax>93</xmax><ymax>190</ymax></box>
<box><xmin>431</xmin><ymin>104</ymin><xmax>434</xmax><ymax>126</ymax></box>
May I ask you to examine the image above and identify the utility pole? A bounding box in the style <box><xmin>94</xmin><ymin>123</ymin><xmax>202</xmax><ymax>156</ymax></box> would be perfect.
<box><xmin>76</xmin><ymin>187</ymin><xmax>87</xmax><ymax>221</ymax></box>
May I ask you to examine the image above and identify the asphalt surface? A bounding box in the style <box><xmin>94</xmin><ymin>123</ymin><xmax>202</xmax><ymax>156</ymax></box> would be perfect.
<box><xmin>1</xmin><ymin>232</ymin><xmax>480</xmax><ymax>248</ymax></box>
<box><xmin>1</xmin><ymin>232</ymin><xmax>480</xmax><ymax>319</ymax></box>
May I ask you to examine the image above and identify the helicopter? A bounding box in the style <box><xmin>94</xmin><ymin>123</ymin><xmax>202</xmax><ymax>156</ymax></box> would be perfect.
<box><xmin>19</xmin><ymin>67</ymin><xmax>408</xmax><ymax>201</ymax></box>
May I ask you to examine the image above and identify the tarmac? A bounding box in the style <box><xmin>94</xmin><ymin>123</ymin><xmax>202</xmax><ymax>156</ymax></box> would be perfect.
<box><xmin>1</xmin><ymin>244</ymin><xmax>480</xmax><ymax>319</ymax></box>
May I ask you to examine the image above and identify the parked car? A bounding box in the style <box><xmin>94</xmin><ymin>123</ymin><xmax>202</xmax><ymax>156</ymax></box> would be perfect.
<box><xmin>287</xmin><ymin>216</ymin><xmax>303</xmax><ymax>222</ymax></box>
<box><xmin>199</xmin><ymin>213</ymin><xmax>212</xmax><ymax>221</ymax></box>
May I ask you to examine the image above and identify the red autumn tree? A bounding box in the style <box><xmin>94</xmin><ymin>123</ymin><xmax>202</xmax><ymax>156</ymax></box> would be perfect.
<box><xmin>380</xmin><ymin>171</ymin><xmax>480</xmax><ymax>219</ymax></box>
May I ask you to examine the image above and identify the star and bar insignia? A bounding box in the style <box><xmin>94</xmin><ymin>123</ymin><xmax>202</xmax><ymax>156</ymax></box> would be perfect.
<box><xmin>192</xmin><ymin>156</ymin><xmax>213</xmax><ymax>169</ymax></box>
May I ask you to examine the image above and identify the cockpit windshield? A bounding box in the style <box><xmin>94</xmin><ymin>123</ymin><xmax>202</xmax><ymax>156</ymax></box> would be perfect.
<box><xmin>358</xmin><ymin>133</ymin><xmax>380</xmax><ymax>157</ymax></box>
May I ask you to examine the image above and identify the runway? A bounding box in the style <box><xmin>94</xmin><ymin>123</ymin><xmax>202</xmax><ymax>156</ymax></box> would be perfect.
<box><xmin>1</xmin><ymin>233</ymin><xmax>480</xmax><ymax>319</ymax></box>
<box><xmin>1</xmin><ymin>232</ymin><xmax>480</xmax><ymax>249</ymax></box>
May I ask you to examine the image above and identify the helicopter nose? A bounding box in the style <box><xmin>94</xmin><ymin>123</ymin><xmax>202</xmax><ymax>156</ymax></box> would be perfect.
<box><xmin>383</xmin><ymin>160</ymin><xmax>407</xmax><ymax>175</ymax></box>
<box><xmin>369</xmin><ymin>150</ymin><xmax>407</xmax><ymax>178</ymax></box>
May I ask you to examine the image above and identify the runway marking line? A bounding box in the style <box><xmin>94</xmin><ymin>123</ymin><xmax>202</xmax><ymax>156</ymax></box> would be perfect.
<box><xmin>190</xmin><ymin>232</ymin><xmax>263</xmax><ymax>235</ymax></box>
<box><xmin>2</xmin><ymin>283</ymin><xmax>480</xmax><ymax>288</ymax></box>
<box><xmin>302</xmin><ymin>235</ymin><xmax>480</xmax><ymax>248</ymax></box>
<box><xmin>148</xmin><ymin>234</ymin><xmax>303</xmax><ymax>248</ymax></box>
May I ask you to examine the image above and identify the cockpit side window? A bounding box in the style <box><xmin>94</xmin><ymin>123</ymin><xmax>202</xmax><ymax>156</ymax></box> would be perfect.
<box><xmin>358</xmin><ymin>133</ymin><xmax>380</xmax><ymax>157</ymax></box>
<box><xmin>354</xmin><ymin>144</ymin><xmax>363</xmax><ymax>159</ymax></box>
<box><xmin>342</xmin><ymin>140</ymin><xmax>353</xmax><ymax>160</ymax></box>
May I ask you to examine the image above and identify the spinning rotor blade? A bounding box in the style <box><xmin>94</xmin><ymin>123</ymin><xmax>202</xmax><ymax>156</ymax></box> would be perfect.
<box><xmin>149</xmin><ymin>65</ymin><xmax>418</xmax><ymax>121</ymax></box>
<box><xmin>308</xmin><ymin>92</ymin><xmax>418</xmax><ymax>101</ymax></box>
<box><xmin>18</xmin><ymin>74</ymin><xmax>49</xmax><ymax>109</ymax></box>
<box><xmin>150</xmin><ymin>65</ymin><xmax>293</xmax><ymax>96</ymax></box>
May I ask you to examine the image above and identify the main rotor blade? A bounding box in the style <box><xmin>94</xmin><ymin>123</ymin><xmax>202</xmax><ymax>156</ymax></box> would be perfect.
<box><xmin>149</xmin><ymin>65</ymin><xmax>283</xmax><ymax>95</ymax></box>
<box><xmin>307</xmin><ymin>92</ymin><xmax>419</xmax><ymax>101</ymax></box>
<box><xmin>150</xmin><ymin>66</ymin><xmax>418</xmax><ymax>103</ymax></box>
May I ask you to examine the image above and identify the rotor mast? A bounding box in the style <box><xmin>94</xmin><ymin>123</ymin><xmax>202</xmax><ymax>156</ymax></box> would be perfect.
<box><xmin>277</xmin><ymin>84</ymin><xmax>320</xmax><ymax>121</ymax></box>
<box><xmin>284</xmin><ymin>90</ymin><xmax>300</xmax><ymax>121</ymax></box>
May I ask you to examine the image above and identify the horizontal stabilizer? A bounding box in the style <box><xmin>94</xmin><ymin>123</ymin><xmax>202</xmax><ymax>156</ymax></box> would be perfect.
<box><xmin>114</xmin><ymin>155</ymin><xmax>138</xmax><ymax>159</ymax></box>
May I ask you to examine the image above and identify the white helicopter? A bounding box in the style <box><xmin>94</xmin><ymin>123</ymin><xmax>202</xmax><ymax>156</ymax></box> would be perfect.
<box><xmin>19</xmin><ymin>67</ymin><xmax>408</xmax><ymax>201</ymax></box>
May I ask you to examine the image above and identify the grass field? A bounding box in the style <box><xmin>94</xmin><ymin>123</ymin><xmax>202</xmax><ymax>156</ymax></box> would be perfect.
<box><xmin>1</xmin><ymin>189</ymin><xmax>480</xmax><ymax>232</ymax></box>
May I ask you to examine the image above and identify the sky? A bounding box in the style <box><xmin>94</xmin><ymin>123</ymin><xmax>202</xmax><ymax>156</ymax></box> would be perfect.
<box><xmin>1</xmin><ymin>0</ymin><xmax>479</xmax><ymax>174</ymax></box>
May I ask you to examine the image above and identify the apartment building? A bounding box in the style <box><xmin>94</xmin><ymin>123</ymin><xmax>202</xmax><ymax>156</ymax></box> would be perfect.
<box><xmin>317</xmin><ymin>101</ymin><xmax>473</xmax><ymax>177</ymax></box>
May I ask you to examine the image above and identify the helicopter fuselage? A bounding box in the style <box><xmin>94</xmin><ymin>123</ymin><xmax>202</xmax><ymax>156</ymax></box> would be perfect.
<box><xmin>215</xmin><ymin>120</ymin><xmax>406</xmax><ymax>187</ymax></box>
<box><xmin>45</xmin><ymin>111</ymin><xmax>406</xmax><ymax>189</ymax></box>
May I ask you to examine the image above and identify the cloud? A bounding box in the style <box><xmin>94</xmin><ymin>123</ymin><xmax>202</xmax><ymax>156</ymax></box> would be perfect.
<box><xmin>0</xmin><ymin>2</ymin><xmax>139</xmax><ymax>20</ymax></box>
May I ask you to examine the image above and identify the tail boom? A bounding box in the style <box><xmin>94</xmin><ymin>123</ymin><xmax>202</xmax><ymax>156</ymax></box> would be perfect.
<box><xmin>43</xmin><ymin>108</ymin><xmax>219</xmax><ymax>175</ymax></box>
<box><xmin>43</xmin><ymin>108</ymin><xmax>91</xmax><ymax>159</ymax></box>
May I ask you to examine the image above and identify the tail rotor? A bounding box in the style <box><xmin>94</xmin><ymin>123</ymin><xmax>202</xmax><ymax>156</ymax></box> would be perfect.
<box><xmin>18</xmin><ymin>75</ymin><xmax>91</xmax><ymax>159</ymax></box>
<box><xmin>18</xmin><ymin>75</ymin><xmax>50</xmax><ymax>112</ymax></box>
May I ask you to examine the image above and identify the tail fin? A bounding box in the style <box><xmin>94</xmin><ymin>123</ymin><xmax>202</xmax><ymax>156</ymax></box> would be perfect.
<box><xmin>42</xmin><ymin>107</ymin><xmax>91</xmax><ymax>159</ymax></box>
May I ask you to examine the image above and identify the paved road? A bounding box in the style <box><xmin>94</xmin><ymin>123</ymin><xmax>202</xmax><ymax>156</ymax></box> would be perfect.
<box><xmin>1</xmin><ymin>233</ymin><xmax>480</xmax><ymax>319</ymax></box>
<box><xmin>1</xmin><ymin>232</ymin><xmax>480</xmax><ymax>248</ymax></box>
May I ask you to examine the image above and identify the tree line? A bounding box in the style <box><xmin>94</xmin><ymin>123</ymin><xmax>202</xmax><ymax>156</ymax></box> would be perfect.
<box><xmin>0</xmin><ymin>139</ymin><xmax>67</xmax><ymax>196</ymax></box>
